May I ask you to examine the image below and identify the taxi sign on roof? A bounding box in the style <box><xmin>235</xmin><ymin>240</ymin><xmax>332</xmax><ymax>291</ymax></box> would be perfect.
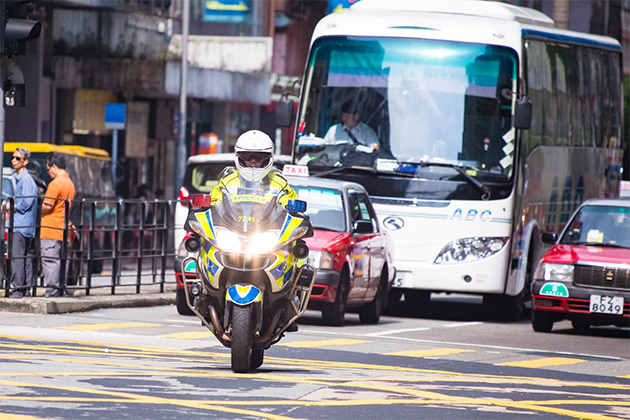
<box><xmin>283</xmin><ymin>164</ymin><xmax>309</xmax><ymax>177</ymax></box>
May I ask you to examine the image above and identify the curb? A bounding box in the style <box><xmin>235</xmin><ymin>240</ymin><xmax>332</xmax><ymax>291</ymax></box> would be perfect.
<box><xmin>0</xmin><ymin>292</ymin><xmax>176</xmax><ymax>315</ymax></box>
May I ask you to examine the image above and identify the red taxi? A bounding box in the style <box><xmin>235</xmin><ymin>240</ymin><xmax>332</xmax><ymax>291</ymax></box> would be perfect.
<box><xmin>531</xmin><ymin>198</ymin><xmax>630</xmax><ymax>332</ymax></box>
<box><xmin>287</xmin><ymin>175</ymin><xmax>395</xmax><ymax>326</ymax></box>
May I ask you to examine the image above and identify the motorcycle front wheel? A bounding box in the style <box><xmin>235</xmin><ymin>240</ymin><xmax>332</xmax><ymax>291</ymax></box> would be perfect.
<box><xmin>231</xmin><ymin>304</ymin><xmax>253</xmax><ymax>373</ymax></box>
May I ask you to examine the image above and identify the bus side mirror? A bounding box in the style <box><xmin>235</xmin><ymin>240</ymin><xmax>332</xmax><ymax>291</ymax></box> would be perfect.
<box><xmin>276</xmin><ymin>95</ymin><xmax>294</xmax><ymax>127</ymax></box>
<box><xmin>514</xmin><ymin>97</ymin><xmax>532</xmax><ymax>130</ymax></box>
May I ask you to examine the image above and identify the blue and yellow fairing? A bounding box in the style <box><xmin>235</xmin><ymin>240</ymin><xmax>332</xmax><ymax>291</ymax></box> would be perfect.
<box><xmin>191</xmin><ymin>207</ymin><xmax>308</xmax><ymax>293</ymax></box>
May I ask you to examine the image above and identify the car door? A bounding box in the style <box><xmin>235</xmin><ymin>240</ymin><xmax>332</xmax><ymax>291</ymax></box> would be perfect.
<box><xmin>347</xmin><ymin>190</ymin><xmax>373</xmax><ymax>302</ymax></box>
<box><xmin>358</xmin><ymin>191</ymin><xmax>386</xmax><ymax>301</ymax></box>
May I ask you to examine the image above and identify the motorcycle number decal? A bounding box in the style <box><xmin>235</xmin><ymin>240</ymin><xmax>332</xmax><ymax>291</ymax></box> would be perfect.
<box><xmin>227</xmin><ymin>284</ymin><xmax>262</xmax><ymax>305</ymax></box>
<box><xmin>238</xmin><ymin>216</ymin><xmax>256</xmax><ymax>223</ymax></box>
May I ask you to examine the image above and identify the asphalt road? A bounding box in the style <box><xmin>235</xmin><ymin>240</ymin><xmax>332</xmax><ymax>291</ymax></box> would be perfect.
<box><xmin>0</xmin><ymin>295</ymin><xmax>628</xmax><ymax>419</ymax></box>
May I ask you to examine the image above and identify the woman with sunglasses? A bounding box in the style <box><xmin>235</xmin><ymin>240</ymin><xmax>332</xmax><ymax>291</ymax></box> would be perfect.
<box><xmin>210</xmin><ymin>130</ymin><xmax>298</xmax><ymax>208</ymax></box>
<box><xmin>6</xmin><ymin>147</ymin><xmax>38</xmax><ymax>298</ymax></box>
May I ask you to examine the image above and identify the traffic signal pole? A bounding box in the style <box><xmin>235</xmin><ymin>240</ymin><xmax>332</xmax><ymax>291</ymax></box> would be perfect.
<box><xmin>0</xmin><ymin>0</ymin><xmax>7</xmax><ymax>190</ymax></box>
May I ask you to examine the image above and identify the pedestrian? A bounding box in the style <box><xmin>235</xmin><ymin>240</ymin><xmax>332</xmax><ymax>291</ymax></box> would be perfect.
<box><xmin>40</xmin><ymin>153</ymin><xmax>76</xmax><ymax>297</ymax></box>
<box><xmin>6</xmin><ymin>147</ymin><xmax>38</xmax><ymax>298</ymax></box>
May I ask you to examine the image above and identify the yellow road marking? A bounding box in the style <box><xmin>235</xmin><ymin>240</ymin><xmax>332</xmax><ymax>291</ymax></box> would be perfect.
<box><xmin>386</xmin><ymin>348</ymin><xmax>476</xmax><ymax>358</ymax></box>
<box><xmin>0</xmin><ymin>345</ymin><xmax>628</xmax><ymax>420</ymax></box>
<box><xmin>499</xmin><ymin>357</ymin><xmax>586</xmax><ymax>368</ymax></box>
<box><xmin>57</xmin><ymin>322</ymin><xmax>162</xmax><ymax>331</ymax></box>
<box><xmin>161</xmin><ymin>331</ymin><xmax>214</xmax><ymax>339</ymax></box>
<box><xmin>0</xmin><ymin>413</ymin><xmax>46</xmax><ymax>420</ymax></box>
<box><xmin>618</xmin><ymin>374</ymin><xmax>630</xmax><ymax>379</ymax></box>
<box><xmin>284</xmin><ymin>339</ymin><xmax>367</xmax><ymax>348</ymax></box>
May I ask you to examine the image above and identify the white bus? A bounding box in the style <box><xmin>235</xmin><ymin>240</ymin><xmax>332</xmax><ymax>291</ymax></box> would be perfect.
<box><xmin>284</xmin><ymin>0</ymin><xmax>624</xmax><ymax>319</ymax></box>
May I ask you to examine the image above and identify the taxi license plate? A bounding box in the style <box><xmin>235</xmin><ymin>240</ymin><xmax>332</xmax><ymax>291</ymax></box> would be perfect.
<box><xmin>589</xmin><ymin>295</ymin><xmax>624</xmax><ymax>315</ymax></box>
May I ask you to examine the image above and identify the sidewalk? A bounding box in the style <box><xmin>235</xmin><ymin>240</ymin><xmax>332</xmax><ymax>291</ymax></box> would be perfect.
<box><xmin>0</xmin><ymin>270</ymin><xmax>177</xmax><ymax>315</ymax></box>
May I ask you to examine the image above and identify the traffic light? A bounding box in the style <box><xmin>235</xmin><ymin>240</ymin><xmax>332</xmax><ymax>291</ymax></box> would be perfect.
<box><xmin>0</xmin><ymin>0</ymin><xmax>40</xmax><ymax>56</ymax></box>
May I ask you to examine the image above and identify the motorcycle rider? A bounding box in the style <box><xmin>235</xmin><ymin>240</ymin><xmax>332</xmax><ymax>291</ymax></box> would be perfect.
<box><xmin>209</xmin><ymin>129</ymin><xmax>302</xmax><ymax>332</ymax></box>
<box><xmin>211</xmin><ymin>130</ymin><xmax>298</xmax><ymax>207</ymax></box>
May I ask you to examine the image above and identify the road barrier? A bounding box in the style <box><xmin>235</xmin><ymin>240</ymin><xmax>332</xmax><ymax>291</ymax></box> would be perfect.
<box><xmin>2</xmin><ymin>197</ymin><xmax>179</xmax><ymax>298</ymax></box>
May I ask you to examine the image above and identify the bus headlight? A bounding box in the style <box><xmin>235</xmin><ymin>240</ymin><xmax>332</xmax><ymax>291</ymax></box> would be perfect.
<box><xmin>309</xmin><ymin>250</ymin><xmax>333</xmax><ymax>269</ymax></box>
<box><xmin>535</xmin><ymin>262</ymin><xmax>573</xmax><ymax>282</ymax></box>
<box><xmin>434</xmin><ymin>237</ymin><xmax>508</xmax><ymax>264</ymax></box>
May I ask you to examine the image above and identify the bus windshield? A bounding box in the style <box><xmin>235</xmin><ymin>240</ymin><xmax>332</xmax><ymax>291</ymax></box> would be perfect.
<box><xmin>294</xmin><ymin>37</ymin><xmax>518</xmax><ymax>200</ymax></box>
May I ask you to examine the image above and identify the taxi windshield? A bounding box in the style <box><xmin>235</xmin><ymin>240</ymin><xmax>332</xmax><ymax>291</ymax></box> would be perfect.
<box><xmin>295</xmin><ymin>186</ymin><xmax>346</xmax><ymax>232</ymax></box>
<box><xmin>561</xmin><ymin>205</ymin><xmax>630</xmax><ymax>249</ymax></box>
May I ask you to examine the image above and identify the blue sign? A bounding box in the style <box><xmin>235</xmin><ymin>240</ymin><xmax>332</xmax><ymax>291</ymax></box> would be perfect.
<box><xmin>104</xmin><ymin>103</ymin><xmax>126</xmax><ymax>130</ymax></box>
<box><xmin>203</xmin><ymin>0</ymin><xmax>250</xmax><ymax>23</ymax></box>
<box><xmin>328</xmin><ymin>0</ymin><xmax>362</xmax><ymax>14</ymax></box>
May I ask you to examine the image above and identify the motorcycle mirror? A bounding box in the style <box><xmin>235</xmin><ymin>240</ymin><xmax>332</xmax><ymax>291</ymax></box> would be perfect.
<box><xmin>287</xmin><ymin>199</ymin><xmax>307</xmax><ymax>213</ymax></box>
<box><xmin>192</xmin><ymin>194</ymin><xmax>211</xmax><ymax>208</ymax></box>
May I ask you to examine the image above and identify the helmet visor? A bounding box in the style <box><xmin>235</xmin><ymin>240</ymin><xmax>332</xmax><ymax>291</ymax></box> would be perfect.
<box><xmin>238</xmin><ymin>152</ymin><xmax>272</xmax><ymax>168</ymax></box>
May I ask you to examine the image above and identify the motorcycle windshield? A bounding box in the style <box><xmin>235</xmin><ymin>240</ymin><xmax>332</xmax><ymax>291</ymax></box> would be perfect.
<box><xmin>212</xmin><ymin>185</ymin><xmax>287</xmax><ymax>234</ymax></box>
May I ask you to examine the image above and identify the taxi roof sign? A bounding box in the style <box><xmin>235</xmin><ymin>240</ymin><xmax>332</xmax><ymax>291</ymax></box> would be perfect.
<box><xmin>283</xmin><ymin>164</ymin><xmax>309</xmax><ymax>177</ymax></box>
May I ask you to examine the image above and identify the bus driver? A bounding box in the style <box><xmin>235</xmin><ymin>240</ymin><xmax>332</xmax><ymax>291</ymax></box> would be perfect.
<box><xmin>323</xmin><ymin>101</ymin><xmax>380</xmax><ymax>151</ymax></box>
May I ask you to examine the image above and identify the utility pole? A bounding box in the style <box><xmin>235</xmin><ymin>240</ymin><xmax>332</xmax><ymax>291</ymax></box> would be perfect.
<box><xmin>175</xmin><ymin>0</ymin><xmax>189</xmax><ymax>196</ymax></box>
<box><xmin>0</xmin><ymin>0</ymin><xmax>40</xmax><ymax>194</ymax></box>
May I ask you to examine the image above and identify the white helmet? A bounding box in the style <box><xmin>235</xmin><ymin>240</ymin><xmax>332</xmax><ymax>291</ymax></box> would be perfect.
<box><xmin>234</xmin><ymin>130</ymin><xmax>275</xmax><ymax>182</ymax></box>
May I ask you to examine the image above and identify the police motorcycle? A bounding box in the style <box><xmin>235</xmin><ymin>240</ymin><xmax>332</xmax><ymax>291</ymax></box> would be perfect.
<box><xmin>181</xmin><ymin>177</ymin><xmax>316</xmax><ymax>373</ymax></box>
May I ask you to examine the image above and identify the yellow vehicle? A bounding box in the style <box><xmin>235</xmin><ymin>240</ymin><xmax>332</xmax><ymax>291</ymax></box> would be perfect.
<box><xmin>3</xmin><ymin>143</ymin><xmax>116</xmax><ymax>280</ymax></box>
<box><xmin>3</xmin><ymin>143</ymin><xmax>115</xmax><ymax>199</ymax></box>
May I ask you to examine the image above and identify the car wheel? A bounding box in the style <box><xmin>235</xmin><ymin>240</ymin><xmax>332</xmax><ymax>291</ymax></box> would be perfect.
<box><xmin>322</xmin><ymin>269</ymin><xmax>348</xmax><ymax>326</ymax></box>
<box><xmin>571</xmin><ymin>321</ymin><xmax>590</xmax><ymax>330</ymax></box>
<box><xmin>358</xmin><ymin>272</ymin><xmax>385</xmax><ymax>324</ymax></box>
<box><xmin>532</xmin><ymin>310</ymin><xmax>554</xmax><ymax>333</ymax></box>
<box><xmin>176</xmin><ymin>288</ymin><xmax>195</xmax><ymax>316</ymax></box>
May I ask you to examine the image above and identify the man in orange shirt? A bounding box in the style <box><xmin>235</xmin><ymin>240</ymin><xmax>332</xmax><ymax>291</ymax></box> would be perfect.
<box><xmin>41</xmin><ymin>153</ymin><xmax>76</xmax><ymax>297</ymax></box>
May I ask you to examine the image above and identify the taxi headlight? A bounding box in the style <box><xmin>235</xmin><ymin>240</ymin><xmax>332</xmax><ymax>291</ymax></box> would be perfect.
<box><xmin>434</xmin><ymin>237</ymin><xmax>508</xmax><ymax>265</ymax></box>
<box><xmin>309</xmin><ymin>250</ymin><xmax>333</xmax><ymax>269</ymax></box>
<box><xmin>535</xmin><ymin>262</ymin><xmax>573</xmax><ymax>282</ymax></box>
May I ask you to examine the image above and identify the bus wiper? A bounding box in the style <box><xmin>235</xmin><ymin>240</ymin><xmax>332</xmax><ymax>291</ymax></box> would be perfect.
<box><xmin>312</xmin><ymin>164</ymin><xmax>416</xmax><ymax>178</ymax></box>
<box><xmin>418</xmin><ymin>161</ymin><xmax>491</xmax><ymax>200</ymax></box>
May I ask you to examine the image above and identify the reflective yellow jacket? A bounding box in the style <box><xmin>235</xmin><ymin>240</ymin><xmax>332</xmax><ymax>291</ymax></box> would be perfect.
<box><xmin>210</xmin><ymin>169</ymin><xmax>298</xmax><ymax>208</ymax></box>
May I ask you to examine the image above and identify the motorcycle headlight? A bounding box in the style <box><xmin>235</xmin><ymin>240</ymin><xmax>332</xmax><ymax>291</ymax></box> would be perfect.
<box><xmin>535</xmin><ymin>262</ymin><xmax>573</xmax><ymax>282</ymax></box>
<box><xmin>247</xmin><ymin>230</ymin><xmax>280</xmax><ymax>254</ymax></box>
<box><xmin>309</xmin><ymin>250</ymin><xmax>333</xmax><ymax>270</ymax></box>
<box><xmin>215</xmin><ymin>228</ymin><xmax>242</xmax><ymax>253</ymax></box>
<box><xmin>434</xmin><ymin>237</ymin><xmax>507</xmax><ymax>265</ymax></box>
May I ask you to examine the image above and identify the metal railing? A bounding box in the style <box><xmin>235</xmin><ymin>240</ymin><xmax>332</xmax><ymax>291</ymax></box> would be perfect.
<box><xmin>2</xmin><ymin>197</ymin><xmax>180</xmax><ymax>297</ymax></box>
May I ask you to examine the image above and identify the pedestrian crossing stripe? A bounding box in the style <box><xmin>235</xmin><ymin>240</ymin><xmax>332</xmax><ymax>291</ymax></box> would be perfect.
<box><xmin>498</xmin><ymin>357</ymin><xmax>586</xmax><ymax>368</ymax></box>
<box><xmin>161</xmin><ymin>331</ymin><xmax>214</xmax><ymax>339</ymax></box>
<box><xmin>385</xmin><ymin>348</ymin><xmax>476</xmax><ymax>358</ymax></box>
<box><xmin>57</xmin><ymin>322</ymin><xmax>162</xmax><ymax>331</ymax></box>
<box><xmin>285</xmin><ymin>339</ymin><xmax>367</xmax><ymax>348</ymax></box>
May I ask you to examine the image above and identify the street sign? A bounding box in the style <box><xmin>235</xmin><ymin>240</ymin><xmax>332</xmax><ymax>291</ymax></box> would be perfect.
<box><xmin>104</xmin><ymin>103</ymin><xmax>126</xmax><ymax>130</ymax></box>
